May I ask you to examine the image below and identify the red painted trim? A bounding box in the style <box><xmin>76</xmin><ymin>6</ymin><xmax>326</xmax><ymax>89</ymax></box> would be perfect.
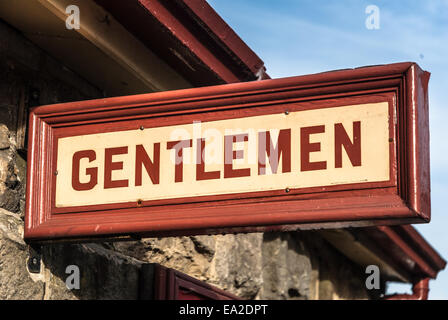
<box><xmin>137</xmin><ymin>0</ymin><xmax>240</xmax><ymax>83</ymax></box>
<box><xmin>356</xmin><ymin>225</ymin><xmax>446</xmax><ymax>281</ymax></box>
<box><xmin>378</xmin><ymin>226</ymin><xmax>437</xmax><ymax>278</ymax></box>
<box><xmin>398</xmin><ymin>225</ymin><xmax>447</xmax><ymax>271</ymax></box>
<box><xmin>25</xmin><ymin>62</ymin><xmax>431</xmax><ymax>242</ymax></box>
<box><xmin>178</xmin><ymin>0</ymin><xmax>267</xmax><ymax>77</ymax></box>
<box><xmin>30</xmin><ymin>63</ymin><xmax>411</xmax><ymax>118</ymax></box>
<box><xmin>153</xmin><ymin>264</ymin><xmax>241</xmax><ymax>300</ymax></box>
<box><xmin>153</xmin><ymin>264</ymin><xmax>168</xmax><ymax>300</ymax></box>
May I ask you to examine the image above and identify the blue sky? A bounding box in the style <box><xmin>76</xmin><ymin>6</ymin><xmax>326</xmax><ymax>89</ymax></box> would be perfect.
<box><xmin>208</xmin><ymin>0</ymin><xmax>448</xmax><ymax>299</ymax></box>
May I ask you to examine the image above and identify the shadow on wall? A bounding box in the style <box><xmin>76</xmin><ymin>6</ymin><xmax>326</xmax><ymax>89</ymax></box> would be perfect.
<box><xmin>40</xmin><ymin>242</ymin><xmax>142</xmax><ymax>300</ymax></box>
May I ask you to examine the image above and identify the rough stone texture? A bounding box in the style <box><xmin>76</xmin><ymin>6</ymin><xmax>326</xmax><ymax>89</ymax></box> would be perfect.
<box><xmin>0</xmin><ymin>18</ymin><xmax>102</xmax><ymax>217</ymax></box>
<box><xmin>0</xmin><ymin>208</ymin><xmax>45</xmax><ymax>299</ymax></box>
<box><xmin>112</xmin><ymin>236</ymin><xmax>215</xmax><ymax>283</ymax></box>
<box><xmin>14</xmin><ymin>153</ymin><xmax>26</xmax><ymax>216</ymax></box>
<box><xmin>209</xmin><ymin>234</ymin><xmax>264</xmax><ymax>299</ymax></box>
<box><xmin>260</xmin><ymin>232</ymin><xmax>314</xmax><ymax>300</ymax></box>
<box><xmin>2</xmin><ymin>201</ymin><xmax>370</xmax><ymax>300</ymax></box>
<box><xmin>0</xmin><ymin>149</ymin><xmax>24</xmax><ymax>214</ymax></box>
<box><xmin>41</xmin><ymin>243</ymin><xmax>142</xmax><ymax>300</ymax></box>
<box><xmin>0</xmin><ymin>208</ymin><xmax>142</xmax><ymax>300</ymax></box>
<box><xmin>0</xmin><ymin>19</ymin><xmax>145</xmax><ymax>300</ymax></box>
<box><xmin>0</xmin><ymin>19</ymin><xmax>147</xmax><ymax>300</ymax></box>
<box><xmin>0</xmin><ymin>125</ymin><xmax>9</xmax><ymax>150</ymax></box>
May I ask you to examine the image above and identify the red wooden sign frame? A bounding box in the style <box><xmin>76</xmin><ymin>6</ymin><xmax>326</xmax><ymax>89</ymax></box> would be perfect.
<box><xmin>25</xmin><ymin>62</ymin><xmax>430</xmax><ymax>242</ymax></box>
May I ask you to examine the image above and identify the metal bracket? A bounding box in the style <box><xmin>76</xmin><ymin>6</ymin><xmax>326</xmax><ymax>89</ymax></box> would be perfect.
<box><xmin>27</xmin><ymin>244</ymin><xmax>42</xmax><ymax>273</ymax></box>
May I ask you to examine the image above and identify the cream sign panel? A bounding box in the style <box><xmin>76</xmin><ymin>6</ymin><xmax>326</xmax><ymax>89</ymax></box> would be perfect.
<box><xmin>55</xmin><ymin>102</ymin><xmax>390</xmax><ymax>208</ymax></box>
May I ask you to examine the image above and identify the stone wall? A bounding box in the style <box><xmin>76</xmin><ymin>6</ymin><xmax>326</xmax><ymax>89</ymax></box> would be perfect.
<box><xmin>0</xmin><ymin>19</ymin><xmax>373</xmax><ymax>300</ymax></box>
<box><xmin>111</xmin><ymin>231</ymin><xmax>371</xmax><ymax>300</ymax></box>
<box><xmin>0</xmin><ymin>18</ymin><xmax>143</xmax><ymax>300</ymax></box>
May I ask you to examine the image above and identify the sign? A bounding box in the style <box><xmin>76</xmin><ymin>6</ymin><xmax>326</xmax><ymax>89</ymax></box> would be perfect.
<box><xmin>56</xmin><ymin>102</ymin><xmax>389</xmax><ymax>207</ymax></box>
<box><xmin>25</xmin><ymin>62</ymin><xmax>431</xmax><ymax>241</ymax></box>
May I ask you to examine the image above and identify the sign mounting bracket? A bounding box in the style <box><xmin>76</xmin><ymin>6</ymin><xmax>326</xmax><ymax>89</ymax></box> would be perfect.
<box><xmin>27</xmin><ymin>244</ymin><xmax>42</xmax><ymax>274</ymax></box>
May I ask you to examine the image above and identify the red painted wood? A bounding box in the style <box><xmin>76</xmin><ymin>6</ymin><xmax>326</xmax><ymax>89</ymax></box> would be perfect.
<box><xmin>153</xmin><ymin>264</ymin><xmax>240</xmax><ymax>300</ymax></box>
<box><xmin>178</xmin><ymin>0</ymin><xmax>267</xmax><ymax>76</ymax></box>
<box><xmin>24</xmin><ymin>62</ymin><xmax>431</xmax><ymax>242</ymax></box>
<box><xmin>94</xmin><ymin>0</ymin><xmax>266</xmax><ymax>85</ymax></box>
<box><xmin>138</xmin><ymin>0</ymin><xmax>240</xmax><ymax>83</ymax></box>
